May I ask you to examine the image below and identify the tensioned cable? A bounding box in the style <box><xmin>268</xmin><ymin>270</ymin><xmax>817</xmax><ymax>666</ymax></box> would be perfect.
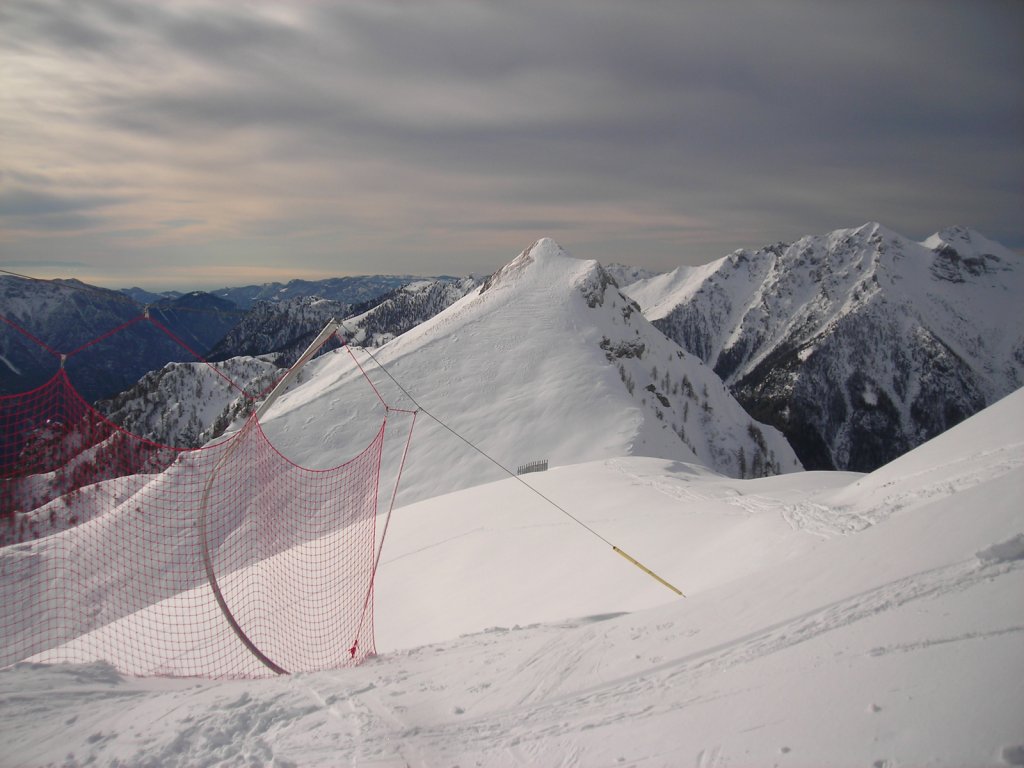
<box><xmin>337</xmin><ymin>321</ymin><xmax>611</xmax><ymax>549</ymax></box>
<box><xmin>338</xmin><ymin>322</ymin><xmax>684</xmax><ymax>596</ymax></box>
<box><xmin>2</xmin><ymin>266</ymin><xmax>682</xmax><ymax>595</ymax></box>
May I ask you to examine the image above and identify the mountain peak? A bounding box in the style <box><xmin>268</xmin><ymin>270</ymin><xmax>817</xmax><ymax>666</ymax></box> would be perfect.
<box><xmin>480</xmin><ymin>237</ymin><xmax>572</xmax><ymax>293</ymax></box>
<box><xmin>830</xmin><ymin>221</ymin><xmax>902</xmax><ymax>247</ymax></box>
<box><xmin>622</xmin><ymin>222</ymin><xmax>1022</xmax><ymax>472</ymax></box>
<box><xmin>258</xmin><ymin>237</ymin><xmax>800</xmax><ymax>504</ymax></box>
<box><xmin>922</xmin><ymin>226</ymin><xmax>1018</xmax><ymax>261</ymax></box>
<box><xmin>526</xmin><ymin>236</ymin><xmax>568</xmax><ymax>259</ymax></box>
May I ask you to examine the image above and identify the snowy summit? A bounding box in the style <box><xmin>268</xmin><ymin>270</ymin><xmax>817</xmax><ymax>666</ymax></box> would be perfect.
<box><xmin>260</xmin><ymin>237</ymin><xmax>800</xmax><ymax>509</ymax></box>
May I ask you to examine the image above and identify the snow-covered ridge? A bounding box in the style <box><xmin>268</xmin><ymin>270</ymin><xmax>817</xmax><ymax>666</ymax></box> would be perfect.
<box><xmin>623</xmin><ymin>222</ymin><xmax>1023</xmax><ymax>471</ymax></box>
<box><xmin>258</xmin><ymin>237</ymin><xmax>799</xmax><ymax>509</ymax></box>
<box><xmin>342</xmin><ymin>276</ymin><xmax>482</xmax><ymax>348</ymax></box>
<box><xmin>603</xmin><ymin>261</ymin><xmax>661</xmax><ymax>288</ymax></box>
<box><xmin>98</xmin><ymin>356</ymin><xmax>282</xmax><ymax>448</ymax></box>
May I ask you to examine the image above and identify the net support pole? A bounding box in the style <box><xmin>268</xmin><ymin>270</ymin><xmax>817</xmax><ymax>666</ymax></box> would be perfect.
<box><xmin>254</xmin><ymin>319</ymin><xmax>342</xmax><ymax>422</ymax></box>
<box><xmin>198</xmin><ymin>424</ymin><xmax>289</xmax><ymax>676</ymax></box>
<box><xmin>612</xmin><ymin>546</ymin><xmax>685</xmax><ymax>597</ymax></box>
<box><xmin>199</xmin><ymin>318</ymin><xmax>341</xmax><ymax>676</ymax></box>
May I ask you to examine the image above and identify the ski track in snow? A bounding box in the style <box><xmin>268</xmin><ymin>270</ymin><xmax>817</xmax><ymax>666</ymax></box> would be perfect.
<box><xmin>17</xmin><ymin>549</ymin><xmax>1019</xmax><ymax>767</ymax></box>
<box><xmin>778</xmin><ymin>499</ymin><xmax>873</xmax><ymax>537</ymax></box>
<box><xmin>608</xmin><ymin>438</ymin><xmax>1024</xmax><ymax>540</ymax></box>
<box><xmin>386</xmin><ymin>555</ymin><xmax>1016</xmax><ymax>765</ymax></box>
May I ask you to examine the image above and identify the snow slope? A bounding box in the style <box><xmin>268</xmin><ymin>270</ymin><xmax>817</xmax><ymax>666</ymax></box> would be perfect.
<box><xmin>260</xmin><ymin>238</ymin><xmax>799</xmax><ymax>511</ymax></box>
<box><xmin>3</xmin><ymin>386</ymin><xmax>1021</xmax><ymax>767</ymax></box>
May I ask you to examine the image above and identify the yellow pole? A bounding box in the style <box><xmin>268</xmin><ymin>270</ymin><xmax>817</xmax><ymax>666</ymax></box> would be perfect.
<box><xmin>613</xmin><ymin>546</ymin><xmax>685</xmax><ymax>597</ymax></box>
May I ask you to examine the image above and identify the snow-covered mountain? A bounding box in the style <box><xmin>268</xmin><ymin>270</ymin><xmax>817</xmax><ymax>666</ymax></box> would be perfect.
<box><xmin>260</xmin><ymin>238</ymin><xmax>800</xmax><ymax>510</ymax></box>
<box><xmin>602</xmin><ymin>262</ymin><xmax>661</xmax><ymax>288</ymax></box>
<box><xmin>97</xmin><ymin>357</ymin><xmax>282</xmax><ymax>449</ymax></box>
<box><xmin>207</xmin><ymin>278</ymin><xmax>481</xmax><ymax>363</ymax></box>
<box><xmin>206</xmin><ymin>296</ymin><xmax>350</xmax><ymax>366</ymax></box>
<box><xmin>4</xmin><ymin>238</ymin><xmax>1022</xmax><ymax>766</ymax></box>
<box><xmin>340</xmin><ymin>276</ymin><xmax>483</xmax><ymax>347</ymax></box>
<box><xmin>212</xmin><ymin>275</ymin><xmax>430</xmax><ymax>310</ymax></box>
<box><xmin>33</xmin><ymin>278</ymin><xmax>482</xmax><ymax>480</ymax></box>
<box><xmin>624</xmin><ymin>223</ymin><xmax>1023</xmax><ymax>471</ymax></box>
<box><xmin>0</xmin><ymin>276</ymin><xmax>241</xmax><ymax>401</ymax></box>
<box><xmin>119</xmin><ymin>287</ymin><xmax>182</xmax><ymax>304</ymax></box>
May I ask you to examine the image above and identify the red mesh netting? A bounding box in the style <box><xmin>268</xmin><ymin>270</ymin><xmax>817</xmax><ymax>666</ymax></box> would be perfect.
<box><xmin>0</xmin><ymin>315</ymin><xmax>411</xmax><ymax>678</ymax></box>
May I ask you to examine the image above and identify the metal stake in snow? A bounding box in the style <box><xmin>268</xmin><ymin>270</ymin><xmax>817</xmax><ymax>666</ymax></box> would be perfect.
<box><xmin>253</xmin><ymin>319</ymin><xmax>342</xmax><ymax>422</ymax></box>
<box><xmin>613</xmin><ymin>547</ymin><xmax>684</xmax><ymax>596</ymax></box>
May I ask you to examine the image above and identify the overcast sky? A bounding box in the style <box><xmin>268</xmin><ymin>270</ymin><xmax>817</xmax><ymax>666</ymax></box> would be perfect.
<box><xmin>1</xmin><ymin>0</ymin><xmax>1021</xmax><ymax>290</ymax></box>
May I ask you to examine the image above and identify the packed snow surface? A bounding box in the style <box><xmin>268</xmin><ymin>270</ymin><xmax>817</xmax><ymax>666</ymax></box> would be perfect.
<box><xmin>2</xmin><ymin>388</ymin><xmax>1022</xmax><ymax>766</ymax></box>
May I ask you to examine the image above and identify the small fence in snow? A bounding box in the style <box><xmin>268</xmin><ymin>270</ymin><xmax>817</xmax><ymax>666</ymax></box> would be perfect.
<box><xmin>516</xmin><ymin>459</ymin><xmax>548</xmax><ymax>476</ymax></box>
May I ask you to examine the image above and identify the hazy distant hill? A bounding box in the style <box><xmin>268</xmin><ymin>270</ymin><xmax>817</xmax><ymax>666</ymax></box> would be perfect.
<box><xmin>0</xmin><ymin>277</ymin><xmax>240</xmax><ymax>401</ymax></box>
<box><xmin>211</xmin><ymin>276</ymin><xmax>433</xmax><ymax>310</ymax></box>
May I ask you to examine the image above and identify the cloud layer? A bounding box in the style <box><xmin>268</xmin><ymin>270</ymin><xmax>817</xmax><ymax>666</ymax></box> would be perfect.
<box><xmin>1</xmin><ymin>0</ymin><xmax>1021</xmax><ymax>288</ymax></box>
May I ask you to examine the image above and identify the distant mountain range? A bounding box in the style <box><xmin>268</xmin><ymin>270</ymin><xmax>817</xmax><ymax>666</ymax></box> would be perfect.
<box><xmin>208</xmin><ymin>276</ymin><xmax>438</xmax><ymax>311</ymax></box>
<box><xmin>4</xmin><ymin>225</ymin><xmax>1019</xmax><ymax>476</ymax></box>
<box><xmin>207</xmin><ymin>277</ymin><xmax>483</xmax><ymax>365</ymax></box>
<box><xmin>105</xmin><ymin>278</ymin><xmax>482</xmax><ymax>447</ymax></box>
<box><xmin>624</xmin><ymin>223</ymin><xmax>1022</xmax><ymax>471</ymax></box>
<box><xmin>1</xmin><ymin>274</ymin><xmax>459</xmax><ymax>404</ymax></box>
<box><xmin>0</xmin><ymin>278</ymin><xmax>240</xmax><ymax>401</ymax></box>
<box><xmin>339</xmin><ymin>277</ymin><xmax>483</xmax><ymax>348</ymax></box>
<box><xmin>118</xmin><ymin>275</ymin><xmax>438</xmax><ymax>310</ymax></box>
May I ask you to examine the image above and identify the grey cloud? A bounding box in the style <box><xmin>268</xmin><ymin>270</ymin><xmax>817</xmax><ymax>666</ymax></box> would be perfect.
<box><xmin>0</xmin><ymin>190</ymin><xmax>125</xmax><ymax>217</ymax></box>
<box><xmin>0</xmin><ymin>1</ymin><xmax>116</xmax><ymax>53</ymax></box>
<box><xmin>1</xmin><ymin>0</ymin><xmax>1020</xmax><ymax>275</ymax></box>
<box><xmin>160</xmin><ymin>10</ymin><xmax>301</xmax><ymax>58</ymax></box>
<box><xmin>1</xmin><ymin>260</ymin><xmax>90</xmax><ymax>269</ymax></box>
<box><xmin>0</xmin><ymin>189</ymin><xmax>124</xmax><ymax>235</ymax></box>
<box><xmin>160</xmin><ymin>219</ymin><xmax>203</xmax><ymax>229</ymax></box>
<box><xmin>1</xmin><ymin>213</ymin><xmax>106</xmax><ymax>232</ymax></box>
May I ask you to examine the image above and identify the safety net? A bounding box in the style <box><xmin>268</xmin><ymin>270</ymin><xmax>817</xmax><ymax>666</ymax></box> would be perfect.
<box><xmin>0</xmin><ymin>312</ymin><xmax>414</xmax><ymax>678</ymax></box>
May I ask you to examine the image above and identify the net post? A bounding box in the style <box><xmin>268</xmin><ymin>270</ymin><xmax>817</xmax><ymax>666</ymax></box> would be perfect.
<box><xmin>198</xmin><ymin>420</ymin><xmax>290</xmax><ymax>676</ymax></box>
<box><xmin>253</xmin><ymin>319</ymin><xmax>341</xmax><ymax>422</ymax></box>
